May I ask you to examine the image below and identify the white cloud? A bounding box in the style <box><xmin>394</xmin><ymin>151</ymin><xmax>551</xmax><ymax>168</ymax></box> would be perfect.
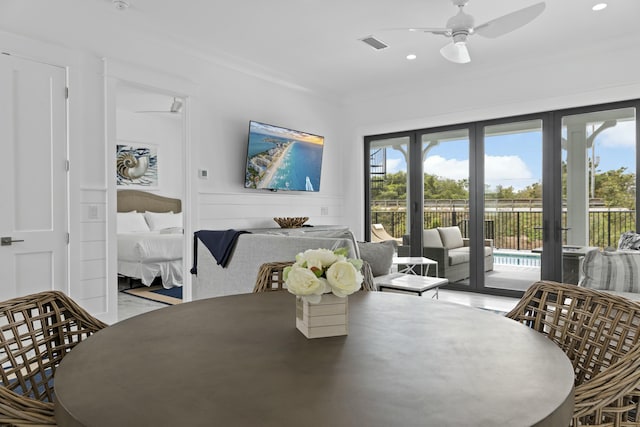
<box><xmin>485</xmin><ymin>155</ymin><xmax>535</xmax><ymax>190</ymax></box>
<box><xmin>424</xmin><ymin>155</ymin><xmax>468</xmax><ymax>181</ymax></box>
<box><xmin>424</xmin><ymin>154</ymin><xmax>537</xmax><ymax>190</ymax></box>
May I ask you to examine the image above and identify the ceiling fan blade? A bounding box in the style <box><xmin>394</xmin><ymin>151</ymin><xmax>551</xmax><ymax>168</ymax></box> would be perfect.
<box><xmin>381</xmin><ymin>27</ymin><xmax>452</xmax><ymax>36</ymax></box>
<box><xmin>411</xmin><ymin>27</ymin><xmax>452</xmax><ymax>36</ymax></box>
<box><xmin>474</xmin><ymin>2</ymin><xmax>545</xmax><ymax>39</ymax></box>
<box><xmin>136</xmin><ymin>110</ymin><xmax>176</xmax><ymax>114</ymax></box>
<box><xmin>440</xmin><ymin>42</ymin><xmax>470</xmax><ymax>64</ymax></box>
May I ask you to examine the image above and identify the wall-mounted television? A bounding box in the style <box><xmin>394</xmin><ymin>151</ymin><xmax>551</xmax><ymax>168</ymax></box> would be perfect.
<box><xmin>244</xmin><ymin>120</ymin><xmax>325</xmax><ymax>192</ymax></box>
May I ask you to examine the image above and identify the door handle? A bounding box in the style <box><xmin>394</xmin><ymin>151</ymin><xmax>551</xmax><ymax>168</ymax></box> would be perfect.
<box><xmin>1</xmin><ymin>237</ymin><xmax>24</xmax><ymax>246</ymax></box>
<box><xmin>534</xmin><ymin>221</ymin><xmax>549</xmax><ymax>242</ymax></box>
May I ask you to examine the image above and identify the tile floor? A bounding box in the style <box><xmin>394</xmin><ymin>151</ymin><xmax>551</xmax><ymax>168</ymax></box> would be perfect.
<box><xmin>117</xmin><ymin>280</ymin><xmax>168</xmax><ymax>322</ymax></box>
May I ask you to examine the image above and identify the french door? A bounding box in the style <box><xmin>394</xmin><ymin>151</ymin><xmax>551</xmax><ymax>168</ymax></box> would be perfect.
<box><xmin>556</xmin><ymin>105</ymin><xmax>638</xmax><ymax>283</ymax></box>
<box><xmin>366</xmin><ymin>100</ymin><xmax>639</xmax><ymax>297</ymax></box>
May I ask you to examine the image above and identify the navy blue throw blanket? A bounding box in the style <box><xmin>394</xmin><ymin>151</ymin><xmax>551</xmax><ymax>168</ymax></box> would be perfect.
<box><xmin>190</xmin><ymin>229</ymin><xmax>250</xmax><ymax>274</ymax></box>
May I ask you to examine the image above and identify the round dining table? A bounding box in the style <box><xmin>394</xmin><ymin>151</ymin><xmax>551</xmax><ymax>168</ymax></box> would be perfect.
<box><xmin>54</xmin><ymin>292</ymin><xmax>574</xmax><ymax>427</ymax></box>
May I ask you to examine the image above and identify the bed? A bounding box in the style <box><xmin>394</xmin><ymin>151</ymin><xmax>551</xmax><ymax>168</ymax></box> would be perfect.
<box><xmin>117</xmin><ymin>190</ymin><xmax>183</xmax><ymax>289</ymax></box>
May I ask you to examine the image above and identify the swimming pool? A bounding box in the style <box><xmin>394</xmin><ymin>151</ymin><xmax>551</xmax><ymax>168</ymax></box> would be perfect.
<box><xmin>493</xmin><ymin>250</ymin><xmax>541</xmax><ymax>267</ymax></box>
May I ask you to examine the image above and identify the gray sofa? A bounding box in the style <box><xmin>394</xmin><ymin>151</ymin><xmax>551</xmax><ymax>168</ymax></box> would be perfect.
<box><xmin>192</xmin><ymin>232</ymin><xmax>358</xmax><ymax>300</ymax></box>
<box><xmin>398</xmin><ymin>226</ymin><xmax>493</xmax><ymax>283</ymax></box>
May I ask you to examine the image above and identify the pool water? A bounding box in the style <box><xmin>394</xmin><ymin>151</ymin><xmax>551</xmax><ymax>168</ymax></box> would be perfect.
<box><xmin>493</xmin><ymin>250</ymin><xmax>541</xmax><ymax>267</ymax></box>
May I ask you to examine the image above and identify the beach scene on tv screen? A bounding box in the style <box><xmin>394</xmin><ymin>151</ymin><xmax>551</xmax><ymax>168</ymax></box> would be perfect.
<box><xmin>245</xmin><ymin>121</ymin><xmax>324</xmax><ymax>191</ymax></box>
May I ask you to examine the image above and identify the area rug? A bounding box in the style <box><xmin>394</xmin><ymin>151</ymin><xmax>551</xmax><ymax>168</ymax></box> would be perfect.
<box><xmin>121</xmin><ymin>285</ymin><xmax>183</xmax><ymax>305</ymax></box>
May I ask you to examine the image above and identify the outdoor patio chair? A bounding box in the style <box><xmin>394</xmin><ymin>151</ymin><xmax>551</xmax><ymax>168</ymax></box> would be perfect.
<box><xmin>506</xmin><ymin>281</ymin><xmax>640</xmax><ymax>426</ymax></box>
<box><xmin>0</xmin><ymin>290</ymin><xmax>107</xmax><ymax>426</ymax></box>
<box><xmin>370</xmin><ymin>224</ymin><xmax>401</xmax><ymax>245</ymax></box>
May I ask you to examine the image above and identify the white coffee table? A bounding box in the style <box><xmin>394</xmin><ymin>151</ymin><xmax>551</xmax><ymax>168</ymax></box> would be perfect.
<box><xmin>378</xmin><ymin>275</ymin><xmax>448</xmax><ymax>298</ymax></box>
<box><xmin>392</xmin><ymin>256</ymin><xmax>438</xmax><ymax>277</ymax></box>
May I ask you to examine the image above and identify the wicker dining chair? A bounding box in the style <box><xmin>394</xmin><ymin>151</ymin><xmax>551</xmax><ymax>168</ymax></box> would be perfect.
<box><xmin>506</xmin><ymin>281</ymin><xmax>640</xmax><ymax>426</ymax></box>
<box><xmin>0</xmin><ymin>290</ymin><xmax>108</xmax><ymax>426</ymax></box>
<box><xmin>253</xmin><ymin>261</ymin><xmax>377</xmax><ymax>293</ymax></box>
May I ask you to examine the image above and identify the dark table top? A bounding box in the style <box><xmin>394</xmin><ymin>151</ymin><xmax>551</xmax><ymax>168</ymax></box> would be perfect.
<box><xmin>55</xmin><ymin>292</ymin><xmax>574</xmax><ymax>427</ymax></box>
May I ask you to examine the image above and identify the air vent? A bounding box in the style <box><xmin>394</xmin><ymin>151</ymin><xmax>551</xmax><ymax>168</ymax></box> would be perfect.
<box><xmin>360</xmin><ymin>36</ymin><xmax>389</xmax><ymax>50</ymax></box>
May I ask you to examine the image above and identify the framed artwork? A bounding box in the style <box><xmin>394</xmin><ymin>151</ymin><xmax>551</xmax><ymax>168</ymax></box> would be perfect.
<box><xmin>116</xmin><ymin>142</ymin><xmax>158</xmax><ymax>188</ymax></box>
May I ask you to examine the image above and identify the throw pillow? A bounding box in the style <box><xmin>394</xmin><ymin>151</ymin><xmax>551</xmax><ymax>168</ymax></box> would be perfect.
<box><xmin>437</xmin><ymin>226</ymin><xmax>464</xmax><ymax>249</ymax></box>
<box><xmin>144</xmin><ymin>211</ymin><xmax>183</xmax><ymax>231</ymax></box>
<box><xmin>580</xmin><ymin>250</ymin><xmax>640</xmax><ymax>293</ymax></box>
<box><xmin>117</xmin><ymin>212</ymin><xmax>150</xmax><ymax>233</ymax></box>
<box><xmin>618</xmin><ymin>231</ymin><xmax>640</xmax><ymax>250</ymax></box>
<box><xmin>423</xmin><ymin>229</ymin><xmax>443</xmax><ymax>247</ymax></box>
<box><xmin>357</xmin><ymin>240</ymin><xmax>395</xmax><ymax>277</ymax></box>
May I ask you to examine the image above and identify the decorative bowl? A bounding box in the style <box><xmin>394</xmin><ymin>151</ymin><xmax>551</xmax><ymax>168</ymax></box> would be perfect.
<box><xmin>273</xmin><ymin>217</ymin><xmax>309</xmax><ymax>228</ymax></box>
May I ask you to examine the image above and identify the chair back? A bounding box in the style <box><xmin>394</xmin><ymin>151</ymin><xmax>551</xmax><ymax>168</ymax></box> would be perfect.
<box><xmin>254</xmin><ymin>261</ymin><xmax>293</xmax><ymax>292</ymax></box>
<box><xmin>0</xmin><ymin>291</ymin><xmax>107</xmax><ymax>403</ymax></box>
<box><xmin>507</xmin><ymin>281</ymin><xmax>640</xmax><ymax>382</ymax></box>
<box><xmin>506</xmin><ymin>281</ymin><xmax>640</xmax><ymax>424</ymax></box>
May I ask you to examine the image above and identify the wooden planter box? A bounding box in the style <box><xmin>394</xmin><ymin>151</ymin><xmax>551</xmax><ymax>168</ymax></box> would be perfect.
<box><xmin>295</xmin><ymin>293</ymin><xmax>348</xmax><ymax>339</ymax></box>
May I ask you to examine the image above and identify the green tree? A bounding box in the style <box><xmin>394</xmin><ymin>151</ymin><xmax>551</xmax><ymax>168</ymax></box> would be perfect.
<box><xmin>424</xmin><ymin>174</ymin><xmax>468</xmax><ymax>199</ymax></box>
<box><xmin>371</xmin><ymin>171</ymin><xmax>407</xmax><ymax>200</ymax></box>
<box><xmin>516</xmin><ymin>182</ymin><xmax>542</xmax><ymax>199</ymax></box>
<box><xmin>595</xmin><ymin>167</ymin><xmax>636</xmax><ymax>209</ymax></box>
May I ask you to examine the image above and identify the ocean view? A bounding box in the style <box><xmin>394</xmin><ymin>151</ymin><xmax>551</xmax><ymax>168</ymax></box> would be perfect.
<box><xmin>245</xmin><ymin>131</ymin><xmax>324</xmax><ymax>191</ymax></box>
<box><xmin>269</xmin><ymin>140</ymin><xmax>323</xmax><ymax>190</ymax></box>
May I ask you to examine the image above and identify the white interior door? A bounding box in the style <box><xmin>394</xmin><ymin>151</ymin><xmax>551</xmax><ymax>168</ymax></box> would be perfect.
<box><xmin>0</xmin><ymin>54</ymin><xmax>68</xmax><ymax>300</ymax></box>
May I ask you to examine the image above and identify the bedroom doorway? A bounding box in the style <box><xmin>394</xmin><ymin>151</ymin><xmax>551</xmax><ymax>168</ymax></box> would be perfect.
<box><xmin>114</xmin><ymin>83</ymin><xmax>187</xmax><ymax>319</ymax></box>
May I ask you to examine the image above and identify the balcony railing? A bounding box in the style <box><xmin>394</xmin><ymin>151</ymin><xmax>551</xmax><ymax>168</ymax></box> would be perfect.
<box><xmin>372</xmin><ymin>202</ymin><xmax>636</xmax><ymax>250</ymax></box>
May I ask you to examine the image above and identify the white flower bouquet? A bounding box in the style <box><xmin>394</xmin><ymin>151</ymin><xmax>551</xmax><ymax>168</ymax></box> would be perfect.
<box><xmin>284</xmin><ymin>247</ymin><xmax>364</xmax><ymax>304</ymax></box>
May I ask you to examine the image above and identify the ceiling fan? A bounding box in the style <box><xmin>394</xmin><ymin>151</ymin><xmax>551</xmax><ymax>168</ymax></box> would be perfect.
<box><xmin>136</xmin><ymin>97</ymin><xmax>183</xmax><ymax>114</ymax></box>
<box><xmin>406</xmin><ymin>0</ymin><xmax>546</xmax><ymax>64</ymax></box>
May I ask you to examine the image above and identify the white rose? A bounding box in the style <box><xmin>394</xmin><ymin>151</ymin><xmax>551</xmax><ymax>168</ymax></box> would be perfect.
<box><xmin>298</xmin><ymin>248</ymin><xmax>339</xmax><ymax>271</ymax></box>
<box><xmin>326</xmin><ymin>261</ymin><xmax>363</xmax><ymax>297</ymax></box>
<box><xmin>285</xmin><ymin>265</ymin><xmax>329</xmax><ymax>303</ymax></box>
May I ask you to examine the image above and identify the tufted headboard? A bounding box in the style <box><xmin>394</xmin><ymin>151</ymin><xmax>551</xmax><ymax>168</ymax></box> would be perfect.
<box><xmin>117</xmin><ymin>190</ymin><xmax>182</xmax><ymax>213</ymax></box>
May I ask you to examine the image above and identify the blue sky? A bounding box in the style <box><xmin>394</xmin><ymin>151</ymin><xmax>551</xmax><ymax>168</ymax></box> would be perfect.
<box><xmin>384</xmin><ymin>121</ymin><xmax>636</xmax><ymax>191</ymax></box>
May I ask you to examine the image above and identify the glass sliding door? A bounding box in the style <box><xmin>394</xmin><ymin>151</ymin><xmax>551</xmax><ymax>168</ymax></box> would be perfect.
<box><xmin>482</xmin><ymin>120</ymin><xmax>543</xmax><ymax>292</ymax></box>
<box><xmin>366</xmin><ymin>135</ymin><xmax>412</xmax><ymax>246</ymax></box>
<box><xmin>560</xmin><ymin>107</ymin><xmax>637</xmax><ymax>284</ymax></box>
<box><xmin>364</xmin><ymin>99</ymin><xmax>639</xmax><ymax>297</ymax></box>
<box><xmin>419</xmin><ymin>129</ymin><xmax>471</xmax><ymax>287</ymax></box>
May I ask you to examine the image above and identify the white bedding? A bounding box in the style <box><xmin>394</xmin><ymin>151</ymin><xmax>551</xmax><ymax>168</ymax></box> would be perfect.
<box><xmin>118</xmin><ymin>232</ymin><xmax>182</xmax><ymax>262</ymax></box>
<box><xmin>118</xmin><ymin>231</ymin><xmax>183</xmax><ymax>288</ymax></box>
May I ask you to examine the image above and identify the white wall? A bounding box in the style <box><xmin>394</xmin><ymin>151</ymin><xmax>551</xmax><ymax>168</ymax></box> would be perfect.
<box><xmin>341</xmin><ymin>38</ymin><xmax>640</xmax><ymax>240</ymax></box>
<box><xmin>193</xmin><ymin>63</ymin><xmax>348</xmax><ymax>231</ymax></box>
<box><xmin>116</xmin><ymin>109</ymin><xmax>183</xmax><ymax>199</ymax></box>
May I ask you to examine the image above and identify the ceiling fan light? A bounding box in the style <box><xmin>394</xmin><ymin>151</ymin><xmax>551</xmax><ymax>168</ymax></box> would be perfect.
<box><xmin>440</xmin><ymin>42</ymin><xmax>471</xmax><ymax>64</ymax></box>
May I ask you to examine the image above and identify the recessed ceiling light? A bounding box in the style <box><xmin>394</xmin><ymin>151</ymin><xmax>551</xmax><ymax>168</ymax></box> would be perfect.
<box><xmin>592</xmin><ymin>3</ymin><xmax>607</xmax><ymax>11</ymax></box>
<box><xmin>406</xmin><ymin>54</ymin><xmax>417</xmax><ymax>60</ymax></box>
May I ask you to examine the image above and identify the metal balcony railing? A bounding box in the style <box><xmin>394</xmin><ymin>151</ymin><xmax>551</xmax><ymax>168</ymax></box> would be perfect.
<box><xmin>371</xmin><ymin>202</ymin><xmax>636</xmax><ymax>250</ymax></box>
